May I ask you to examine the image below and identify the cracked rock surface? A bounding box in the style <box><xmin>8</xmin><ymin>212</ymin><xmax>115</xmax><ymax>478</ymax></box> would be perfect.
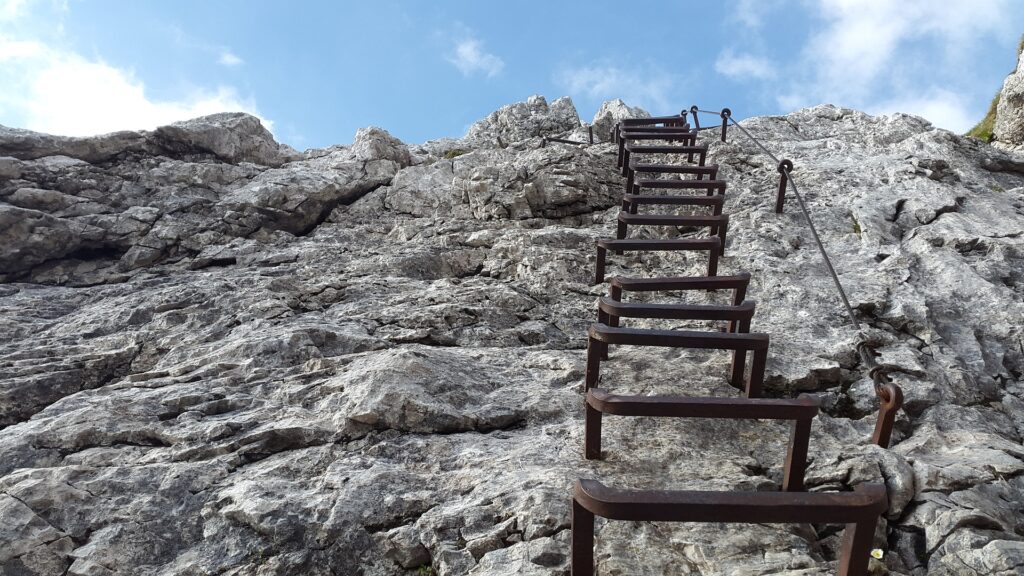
<box><xmin>1</xmin><ymin>96</ymin><xmax>1023</xmax><ymax>575</ymax></box>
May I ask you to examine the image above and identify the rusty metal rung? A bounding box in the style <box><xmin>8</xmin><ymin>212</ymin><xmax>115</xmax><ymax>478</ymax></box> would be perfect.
<box><xmin>618</xmin><ymin>116</ymin><xmax>689</xmax><ymax>126</ymax></box>
<box><xmin>609</xmin><ymin>273</ymin><xmax>750</xmax><ymax>306</ymax></box>
<box><xmin>637</xmin><ymin>179</ymin><xmax>727</xmax><ymax>191</ymax></box>
<box><xmin>571</xmin><ymin>480</ymin><xmax>887</xmax><ymax>576</ymax></box>
<box><xmin>620</xmin><ymin>142</ymin><xmax>709</xmax><ymax>174</ymax></box>
<box><xmin>624</xmin><ymin>164</ymin><xmax>722</xmax><ymax>195</ymax></box>
<box><xmin>597</xmin><ymin>297</ymin><xmax>754</xmax><ymax>322</ymax></box>
<box><xmin>621</xmin><ymin>195</ymin><xmax>723</xmax><ymax>208</ymax></box>
<box><xmin>619</xmin><ymin>195</ymin><xmax>724</xmax><ymax>223</ymax></box>
<box><xmin>619</xmin><ymin>131</ymin><xmax>697</xmax><ymax>139</ymax></box>
<box><xmin>620</xmin><ymin>125</ymin><xmax>695</xmax><ymax>133</ymax></box>
<box><xmin>587</xmin><ymin>389</ymin><xmax>816</xmax><ymax>419</ymax></box>
<box><xmin>584</xmin><ymin>389</ymin><xmax>817</xmax><ymax>490</ymax></box>
<box><xmin>625</xmin><ymin>144</ymin><xmax>707</xmax><ymax>154</ymax></box>
<box><xmin>587</xmin><ymin>323</ymin><xmax>768</xmax><ymax>350</ymax></box>
<box><xmin>585</xmin><ymin>323</ymin><xmax>768</xmax><ymax>396</ymax></box>
<box><xmin>615</xmin><ymin>213</ymin><xmax>729</xmax><ymax>256</ymax></box>
<box><xmin>595</xmin><ymin>297</ymin><xmax>754</xmax><ymax>360</ymax></box>
<box><xmin>594</xmin><ymin>238</ymin><xmax>721</xmax><ymax>284</ymax></box>
<box><xmin>631</xmin><ymin>163</ymin><xmax>719</xmax><ymax>175</ymax></box>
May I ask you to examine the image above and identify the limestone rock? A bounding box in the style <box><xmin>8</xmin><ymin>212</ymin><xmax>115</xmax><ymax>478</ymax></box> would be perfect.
<box><xmin>590</xmin><ymin>98</ymin><xmax>651</xmax><ymax>142</ymax></box>
<box><xmin>0</xmin><ymin>97</ymin><xmax>1022</xmax><ymax>575</ymax></box>
<box><xmin>994</xmin><ymin>44</ymin><xmax>1024</xmax><ymax>149</ymax></box>
<box><xmin>152</xmin><ymin>112</ymin><xmax>300</xmax><ymax>167</ymax></box>
<box><xmin>465</xmin><ymin>95</ymin><xmax>580</xmax><ymax>146</ymax></box>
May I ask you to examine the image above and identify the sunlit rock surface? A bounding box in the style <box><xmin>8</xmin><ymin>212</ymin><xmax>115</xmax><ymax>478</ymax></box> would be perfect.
<box><xmin>1</xmin><ymin>97</ymin><xmax>1023</xmax><ymax>575</ymax></box>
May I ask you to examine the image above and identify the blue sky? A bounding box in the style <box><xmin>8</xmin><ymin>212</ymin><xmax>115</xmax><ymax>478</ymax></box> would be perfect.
<box><xmin>0</xmin><ymin>0</ymin><xmax>1021</xmax><ymax>149</ymax></box>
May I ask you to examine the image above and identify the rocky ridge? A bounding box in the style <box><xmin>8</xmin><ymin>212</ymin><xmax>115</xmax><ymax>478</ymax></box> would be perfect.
<box><xmin>1</xmin><ymin>95</ymin><xmax>1023</xmax><ymax>575</ymax></box>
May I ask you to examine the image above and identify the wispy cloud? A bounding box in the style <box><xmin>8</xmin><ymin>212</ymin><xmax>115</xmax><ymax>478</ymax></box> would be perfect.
<box><xmin>719</xmin><ymin>0</ymin><xmax>1018</xmax><ymax>132</ymax></box>
<box><xmin>167</xmin><ymin>24</ymin><xmax>246</xmax><ymax>69</ymax></box>
<box><xmin>0</xmin><ymin>37</ymin><xmax>269</xmax><ymax>136</ymax></box>
<box><xmin>867</xmin><ymin>89</ymin><xmax>977</xmax><ymax>133</ymax></box>
<box><xmin>0</xmin><ymin>0</ymin><xmax>28</xmax><ymax>21</ymax></box>
<box><xmin>556</xmin><ymin>63</ymin><xmax>680</xmax><ymax>114</ymax></box>
<box><xmin>218</xmin><ymin>50</ymin><xmax>243</xmax><ymax>67</ymax></box>
<box><xmin>446</xmin><ymin>36</ymin><xmax>504</xmax><ymax>78</ymax></box>
<box><xmin>0</xmin><ymin>3</ymin><xmax>269</xmax><ymax>136</ymax></box>
<box><xmin>781</xmin><ymin>0</ymin><xmax>1014</xmax><ymax>112</ymax></box>
<box><xmin>714</xmin><ymin>49</ymin><xmax>775</xmax><ymax>80</ymax></box>
<box><xmin>731</xmin><ymin>0</ymin><xmax>784</xmax><ymax>29</ymax></box>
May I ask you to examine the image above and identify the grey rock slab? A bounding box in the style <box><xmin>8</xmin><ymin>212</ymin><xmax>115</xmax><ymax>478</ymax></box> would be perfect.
<box><xmin>590</xmin><ymin>98</ymin><xmax>651</xmax><ymax>142</ymax></box>
<box><xmin>0</xmin><ymin>97</ymin><xmax>1023</xmax><ymax>574</ymax></box>
<box><xmin>995</xmin><ymin>45</ymin><xmax>1024</xmax><ymax>149</ymax></box>
<box><xmin>465</xmin><ymin>95</ymin><xmax>581</xmax><ymax>147</ymax></box>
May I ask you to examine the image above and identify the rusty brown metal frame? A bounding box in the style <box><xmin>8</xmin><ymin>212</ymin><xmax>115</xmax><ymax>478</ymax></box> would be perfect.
<box><xmin>617</xmin><ymin>130</ymin><xmax>698</xmax><ymax>169</ymax></box>
<box><xmin>609</xmin><ymin>272</ymin><xmax>751</xmax><ymax>307</ymax></box>
<box><xmin>615</xmin><ymin>213</ymin><xmax>729</xmax><ymax>256</ymax></box>
<box><xmin>613</xmin><ymin>118</ymin><xmax>691</xmax><ymax>147</ymax></box>
<box><xmin>594</xmin><ymin>237</ymin><xmax>721</xmax><ymax>284</ymax></box>
<box><xmin>620</xmin><ymin>194</ymin><xmax>724</xmax><ymax>221</ymax></box>
<box><xmin>627</xmin><ymin>164</ymin><xmax>720</xmax><ymax>196</ymax></box>
<box><xmin>596</xmin><ymin>297</ymin><xmax>754</xmax><ymax>359</ymax></box>
<box><xmin>585</xmin><ymin>323</ymin><xmax>769</xmax><ymax>396</ymax></box>
<box><xmin>632</xmin><ymin>177</ymin><xmax>727</xmax><ymax>196</ymax></box>
<box><xmin>585</xmin><ymin>389</ymin><xmax>817</xmax><ymax>491</ymax></box>
<box><xmin>621</xmin><ymin>143</ymin><xmax>708</xmax><ymax>175</ymax></box>
<box><xmin>571</xmin><ymin>480</ymin><xmax>887</xmax><ymax>576</ymax></box>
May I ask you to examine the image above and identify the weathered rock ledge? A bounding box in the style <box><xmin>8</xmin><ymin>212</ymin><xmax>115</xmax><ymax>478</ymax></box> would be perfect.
<box><xmin>1</xmin><ymin>96</ymin><xmax>1023</xmax><ymax>575</ymax></box>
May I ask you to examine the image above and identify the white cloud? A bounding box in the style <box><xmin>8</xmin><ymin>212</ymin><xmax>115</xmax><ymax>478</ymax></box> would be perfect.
<box><xmin>868</xmin><ymin>90</ymin><xmax>977</xmax><ymax>133</ymax></box>
<box><xmin>446</xmin><ymin>37</ymin><xmax>504</xmax><ymax>78</ymax></box>
<box><xmin>731</xmin><ymin>0</ymin><xmax>783</xmax><ymax>29</ymax></box>
<box><xmin>218</xmin><ymin>50</ymin><xmax>243</xmax><ymax>67</ymax></box>
<box><xmin>793</xmin><ymin>0</ymin><xmax>1013</xmax><ymax>104</ymax></box>
<box><xmin>557</xmin><ymin>64</ymin><xmax>678</xmax><ymax>114</ymax></box>
<box><xmin>771</xmin><ymin>0</ymin><xmax>1015</xmax><ymax>131</ymax></box>
<box><xmin>0</xmin><ymin>0</ymin><xmax>28</xmax><ymax>21</ymax></box>
<box><xmin>0</xmin><ymin>36</ymin><xmax>269</xmax><ymax>136</ymax></box>
<box><xmin>714</xmin><ymin>49</ymin><xmax>775</xmax><ymax>80</ymax></box>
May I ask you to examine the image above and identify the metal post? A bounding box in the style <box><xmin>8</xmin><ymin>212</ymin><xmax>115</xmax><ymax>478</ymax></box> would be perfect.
<box><xmin>776</xmin><ymin>159</ymin><xmax>793</xmax><ymax>213</ymax></box>
<box><xmin>690</xmin><ymin>105</ymin><xmax>700</xmax><ymax>130</ymax></box>
<box><xmin>585</xmin><ymin>337</ymin><xmax>601</xmax><ymax>390</ymax></box>
<box><xmin>589</xmin><ymin>125</ymin><xmax>594</xmax><ymax>144</ymax></box>
<box><xmin>584</xmin><ymin>402</ymin><xmax>602</xmax><ymax>459</ymax></box>
<box><xmin>571</xmin><ymin>498</ymin><xmax>595</xmax><ymax>576</ymax></box>
<box><xmin>782</xmin><ymin>417</ymin><xmax>811</xmax><ymax>492</ymax></box>
<box><xmin>838</xmin><ymin>517</ymin><xmax>877</xmax><ymax>576</ymax></box>
<box><xmin>720</xmin><ymin>108</ymin><xmax>731</xmax><ymax>142</ymax></box>
<box><xmin>872</xmin><ymin>382</ymin><xmax>903</xmax><ymax>448</ymax></box>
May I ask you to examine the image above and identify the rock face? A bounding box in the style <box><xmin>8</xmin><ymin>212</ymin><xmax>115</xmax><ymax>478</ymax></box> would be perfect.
<box><xmin>465</xmin><ymin>95</ymin><xmax>580</xmax><ymax>147</ymax></box>
<box><xmin>995</xmin><ymin>44</ymin><xmax>1024</xmax><ymax>149</ymax></box>
<box><xmin>589</xmin><ymin>98</ymin><xmax>650</xmax><ymax>142</ymax></box>
<box><xmin>1</xmin><ymin>97</ymin><xmax>1023</xmax><ymax>576</ymax></box>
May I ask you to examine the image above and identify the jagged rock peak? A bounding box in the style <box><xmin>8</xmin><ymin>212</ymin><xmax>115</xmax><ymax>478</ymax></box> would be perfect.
<box><xmin>464</xmin><ymin>95</ymin><xmax>581</xmax><ymax>146</ymax></box>
<box><xmin>0</xmin><ymin>112</ymin><xmax>301</xmax><ymax>167</ymax></box>
<box><xmin>590</xmin><ymin>99</ymin><xmax>651</xmax><ymax>142</ymax></box>
<box><xmin>994</xmin><ymin>43</ymin><xmax>1024</xmax><ymax>150</ymax></box>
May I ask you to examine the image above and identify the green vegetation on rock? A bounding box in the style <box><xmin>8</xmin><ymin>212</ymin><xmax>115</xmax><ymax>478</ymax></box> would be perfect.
<box><xmin>967</xmin><ymin>34</ymin><xmax>1024</xmax><ymax>141</ymax></box>
<box><xmin>966</xmin><ymin>93</ymin><xmax>1001</xmax><ymax>142</ymax></box>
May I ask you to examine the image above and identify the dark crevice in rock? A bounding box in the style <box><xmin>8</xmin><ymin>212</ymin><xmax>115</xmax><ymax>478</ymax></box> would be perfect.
<box><xmin>295</xmin><ymin>178</ymin><xmax>393</xmax><ymax>238</ymax></box>
<box><xmin>922</xmin><ymin>197</ymin><xmax>965</xmax><ymax>226</ymax></box>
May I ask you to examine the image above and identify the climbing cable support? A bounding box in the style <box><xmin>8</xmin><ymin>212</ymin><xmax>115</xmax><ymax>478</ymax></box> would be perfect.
<box><xmin>569</xmin><ymin>107</ymin><xmax>906</xmax><ymax>576</ymax></box>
